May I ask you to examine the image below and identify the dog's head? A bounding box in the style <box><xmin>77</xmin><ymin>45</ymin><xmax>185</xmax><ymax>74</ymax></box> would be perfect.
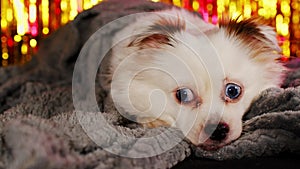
<box><xmin>110</xmin><ymin>11</ymin><xmax>285</xmax><ymax>150</ymax></box>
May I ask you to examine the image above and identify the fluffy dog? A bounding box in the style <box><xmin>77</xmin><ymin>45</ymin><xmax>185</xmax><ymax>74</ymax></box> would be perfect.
<box><xmin>107</xmin><ymin>8</ymin><xmax>285</xmax><ymax>150</ymax></box>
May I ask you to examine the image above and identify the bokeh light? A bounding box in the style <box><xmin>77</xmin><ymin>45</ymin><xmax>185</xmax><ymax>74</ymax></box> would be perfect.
<box><xmin>1</xmin><ymin>0</ymin><xmax>300</xmax><ymax>66</ymax></box>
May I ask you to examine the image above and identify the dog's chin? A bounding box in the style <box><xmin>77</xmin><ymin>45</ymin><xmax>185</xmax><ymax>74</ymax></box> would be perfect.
<box><xmin>198</xmin><ymin>141</ymin><xmax>228</xmax><ymax>151</ymax></box>
<box><xmin>194</xmin><ymin>134</ymin><xmax>236</xmax><ymax>151</ymax></box>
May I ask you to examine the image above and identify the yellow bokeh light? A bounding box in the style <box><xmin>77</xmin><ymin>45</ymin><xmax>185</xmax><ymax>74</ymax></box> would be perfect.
<box><xmin>21</xmin><ymin>44</ymin><xmax>28</xmax><ymax>55</ymax></box>
<box><xmin>173</xmin><ymin>0</ymin><xmax>181</xmax><ymax>7</ymax></box>
<box><xmin>282</xmin><ymin>40</ymin><xmax>290</xmax><ymax>57</ymax></box>
<box><xmin>29</xmin><ymin>39</ymin><xmax>37</xmax><ymax>47</ymax></box>
<box><xmin>83</xmin><ymin>0</ymin><xmax>92</xmax><ymax>10</ymax></box>
<box><xmin>281</xmin><ymin>23</ymin><xmax>289</xmax><ymax>36</ymax></box>
<box><xmin>61</xmin><ymin>1</ymin><xmax>68</xmax><ymax>11</ymax></box>
<box><xmin>2</xmin><ymin>53</ymin><xmax>9</xmax><ymax>60</ymax></box>
<box><xmin>1</xmin><ymin>20</ymin><xmax>8</xmax><ymax>30</ymax></box>
<box><xmin>69</xmin><ymin>0</ymin><xmax>78</xmax><ymax>20</ymax></box>
<box><xmin>41</xmin><ymin>0</ymin><xmax>49</xmax><ymax>27</ymax></box>
<box><xmin>61</xmin><ymin>14</ymin><xmax>69</xmax><ymax>24</ymax></box>
<box><xmin>244</xmin><ymin>3</ymin><xmax>252</xmax><ymax>18</ymax></box>
<box><xmin>258</xmin><ymin>8</ymin><xmax>265</xmax><ymax>16</ymax></box>
<box><xmin>70</xmin><ymin>11</ymin><xmax>78</xmax><ymax>20</ymax></box>
<box><xmin>6</xmin><ymin>8</ymin><xmax>13</xmax><ymax>22</ymax></box>
<box><xmin>193</xmin><ymin>1</ymin><xmax>199</xmax><ymax>11</ymax></box>
<box><xmin>42</xmin><ymin>27</ymin><xmax>49</xmax><ymax>34</ymax></box>
<box><xmin>224</xmin><ymin>0</ymin><xmax>230</xmax><ymax>6</ymax></box>
<box><xmin>292</xmin><ymin>14</ymin><xmax>299</xmax><ymax>23</ymax></box>
<box><xmin>281</xmin><ymin>1</ymin><xmax>291</xmax><ymax>16</ymax></box>
<box><xmin>14</xmin><ymin>35</ymin><xmax>22</xmax><ymax>42</ymax></box>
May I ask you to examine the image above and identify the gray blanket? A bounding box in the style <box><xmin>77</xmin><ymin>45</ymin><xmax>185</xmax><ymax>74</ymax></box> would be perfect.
<box><xmin>1</xmin><ymin>0</ymin><xmax>300</xmax><ymax>168</ymax></box>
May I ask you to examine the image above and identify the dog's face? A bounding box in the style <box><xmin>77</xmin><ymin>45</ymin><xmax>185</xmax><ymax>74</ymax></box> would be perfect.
<box><xmin>110</xmin><ymin>11</ymin><xmax>284</xmax><ymax>150</ymax></box>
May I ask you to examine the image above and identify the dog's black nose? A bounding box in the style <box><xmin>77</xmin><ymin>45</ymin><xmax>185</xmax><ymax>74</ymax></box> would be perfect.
<box><xmin>204</xmin><ymin>123</ymin><xmax>229</xmax><ymax>141</ymax></box>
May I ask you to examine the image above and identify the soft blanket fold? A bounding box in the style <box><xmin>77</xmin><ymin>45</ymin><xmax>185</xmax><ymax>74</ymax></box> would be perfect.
<box><xmin>1</xmin><ymin>0</ymin><xmax>300</xmax><ymax>169</ymax></box>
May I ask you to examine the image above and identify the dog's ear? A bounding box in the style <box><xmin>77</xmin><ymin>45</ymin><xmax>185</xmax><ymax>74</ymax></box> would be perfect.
<box><xmin>257</xmin><ymin>24</ymin><xmax>281</xmax><ymax>52</ymax></box>
<box><xmin>127</xmin><ymin>33</ymin><xmax>174</xmax><ymax>48</ymax></box>
<box><xmin>128</xmin><ymin>17</ymin><xmax>185</xmax><ymax>49</ymax></box>
<box><xmin>220</xmin><ymin>18</ymin><xmax>281</xmax><ymax>53</ymax></box>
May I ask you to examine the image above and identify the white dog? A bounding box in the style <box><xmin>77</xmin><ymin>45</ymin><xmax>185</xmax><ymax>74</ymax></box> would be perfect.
<box><xmin>106</xmin><ymin>8</ymin><xmax>285</xmax><ymax>150</ymax></box>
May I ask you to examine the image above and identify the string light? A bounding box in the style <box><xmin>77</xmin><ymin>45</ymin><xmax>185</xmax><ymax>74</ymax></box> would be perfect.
<box><xmin>41</xmin><ymin>0</ymin><xmax>49</xmax><ymax>35</ymax></box>
<box><xmin>70</xmin><ymin>0</ymin><xmax>79</xmax><ymax>20</ymax></box>
<box><xmin>1</xmin><ymin>0</ymin><xmax>300</xmax><ymax>67</ymax></box>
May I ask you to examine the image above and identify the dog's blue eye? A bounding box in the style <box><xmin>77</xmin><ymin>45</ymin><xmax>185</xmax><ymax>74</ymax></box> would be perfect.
<box><xmin>225</xmin><ymin>83</ymin><xmax>241</xmax><ymax>100</ymax></box>
<box><xmin>176</xmin><ymin>88</ymin><xmax>194</xmax><ymax>104</ymax></box>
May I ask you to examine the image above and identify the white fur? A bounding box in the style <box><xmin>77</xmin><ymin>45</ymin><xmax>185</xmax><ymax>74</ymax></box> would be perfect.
<box><xmin>107</xmin><ymin>8</ymin><xmax>285</xmax><ymax>149</ymax></box>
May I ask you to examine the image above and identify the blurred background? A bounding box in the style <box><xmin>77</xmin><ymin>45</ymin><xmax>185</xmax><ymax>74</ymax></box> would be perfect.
<box><xmin>1</xmin><ymin>0</ymin><xmax>300</xmax><ymax>67</ymax></box>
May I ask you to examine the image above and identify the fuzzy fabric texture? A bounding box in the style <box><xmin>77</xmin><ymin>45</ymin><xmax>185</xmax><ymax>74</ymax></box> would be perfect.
<box><xmin>1</xmin><ymin>0</ymin><xmax>300</xmax><ymax>169</ymax></box>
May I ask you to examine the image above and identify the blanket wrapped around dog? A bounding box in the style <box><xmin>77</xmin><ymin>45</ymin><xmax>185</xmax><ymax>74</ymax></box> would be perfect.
<box><xmin>0</xmin><ymin>0</ymin><xmax>300</xmax><ymax>168</ymax></box>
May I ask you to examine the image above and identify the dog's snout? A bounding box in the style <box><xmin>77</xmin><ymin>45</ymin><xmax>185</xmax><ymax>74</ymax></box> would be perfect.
<box><xmin>204</xmin><ymin>123</ymin><xmax>229</xmax><ymax>141</ymax></box>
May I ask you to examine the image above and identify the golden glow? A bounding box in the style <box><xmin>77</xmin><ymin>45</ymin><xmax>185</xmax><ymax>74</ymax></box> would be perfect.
<box><xmin>292</xmin><ymin>13</ymin><xmax>299</xmax><ymax>23</ymax></box>
<box><xmin>1</xmin><ymin>37</ymin><xmax>7</xmax><ymax>43</ymax></box>
<box><xmin>2</xmin><ymin>60</ymin><xmax>8</xmax><ymax>67</ymax></box>
<box><xmin>1</xmin><ymin>0</ymin><xmax>300</xmax><ymax>66</ymax></box>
